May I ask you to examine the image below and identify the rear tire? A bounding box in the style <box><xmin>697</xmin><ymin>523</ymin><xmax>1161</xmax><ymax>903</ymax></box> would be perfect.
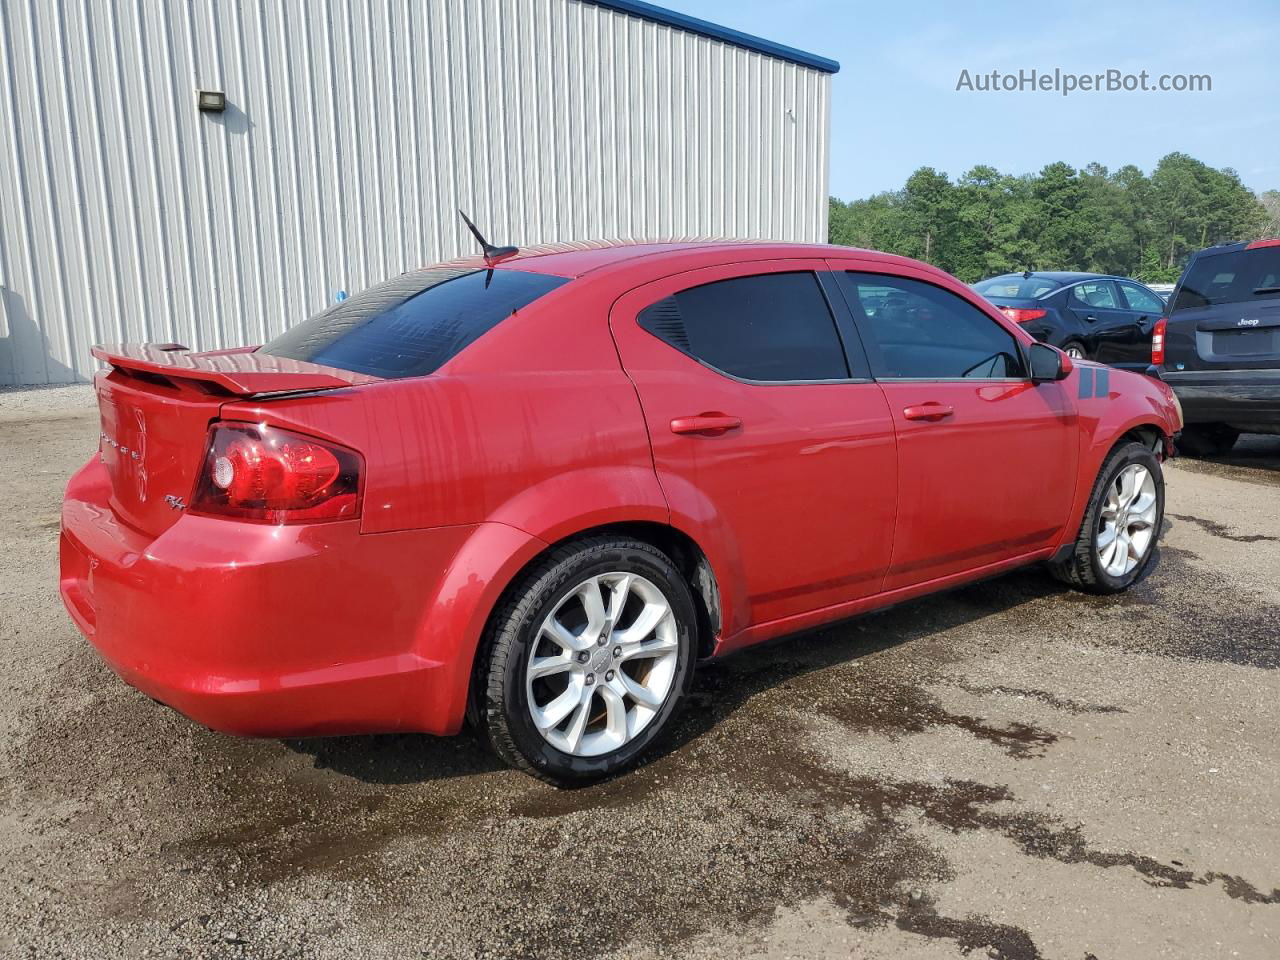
<box><xmin>480</xmin><ymin>536</ymin><xmax>697</xmax><ymax>785</ymax></box>
<box><xmin>1049</xmin><ymin>441</ymin><xmax>1164</xmax><ymax>594</ymax></box>
<box><xmin>1178</xmin><ymin>424</ymin><xmax>1239</xmax><ymax>457</ymax></box>
<box><xmin>1061</xmin><ymin>340</ymin><xmax>1088</xmax><ymax>361</ymax></box>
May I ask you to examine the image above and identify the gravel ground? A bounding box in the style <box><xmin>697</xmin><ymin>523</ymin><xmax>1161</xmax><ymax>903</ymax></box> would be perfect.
<box><xmin>1</xmin><ymin>384</ymin><xmax>1278</xmax><ymax>960</ymax></box>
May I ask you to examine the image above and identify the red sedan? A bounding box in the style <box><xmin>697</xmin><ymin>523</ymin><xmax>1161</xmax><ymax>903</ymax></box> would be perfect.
<box><xmin>60</xmin><ymin>241</ymin><xmax>1182</xmax><ymax>784</ymax></box>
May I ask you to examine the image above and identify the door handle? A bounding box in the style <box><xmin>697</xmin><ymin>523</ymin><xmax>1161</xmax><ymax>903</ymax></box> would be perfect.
<box><xmin>902</xmin><ymin>403</ymin><xmax>954</xmax><ymax>422</ymax></box>
<box><xmin>1083</xmin><ymin>314</ymin><xmax>1098</xmax><ymax>323</ymax></box>
<box><xmin>670</xmin><ymin>413</ymin><xmax>742</xmax><ymax>436</ymax></box>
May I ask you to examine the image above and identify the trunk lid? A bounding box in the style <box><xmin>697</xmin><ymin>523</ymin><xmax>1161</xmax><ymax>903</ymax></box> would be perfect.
<box><xmin>92</xmin><ymin>344</ymin><xmax>378</xmax><ymax>536</ymax></box>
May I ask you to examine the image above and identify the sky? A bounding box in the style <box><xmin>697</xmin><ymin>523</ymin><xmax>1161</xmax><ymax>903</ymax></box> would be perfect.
<box><xmin>675</xmin><ymin>0</ymin><xmax>1279</xmax><ymax>200</ymax></box>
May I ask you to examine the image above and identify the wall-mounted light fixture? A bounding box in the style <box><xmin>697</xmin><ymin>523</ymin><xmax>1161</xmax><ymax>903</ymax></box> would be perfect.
<box><xmin>196</xmin><ymin>89</ymin><xmax>226</xmax><ymax>113</ymax></box>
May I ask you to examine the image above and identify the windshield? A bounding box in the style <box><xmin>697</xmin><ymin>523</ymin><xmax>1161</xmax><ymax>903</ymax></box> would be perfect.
<box><xmin>259</xmin><ymin>267</ymin><xmax>571</xmax><ymax>378</ymax></box>
<box><xmin>1171</xmin><ymin>246</ymin><xmax>1280</xmax><ymax>312</ymax></box>
<box><xmin>973</xmin><ymin>276</ymin><xmax>1062</xmax><ymax>299</ymax></box>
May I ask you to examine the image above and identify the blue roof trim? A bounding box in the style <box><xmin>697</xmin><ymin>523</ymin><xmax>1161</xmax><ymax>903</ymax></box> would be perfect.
<box><xmin>583</xmin><ymin>0</ymin><xmax>840</xmax><ymax>74</ymax></box>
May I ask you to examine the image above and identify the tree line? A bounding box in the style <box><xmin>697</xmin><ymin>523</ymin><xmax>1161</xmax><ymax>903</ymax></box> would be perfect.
<box><xmin>828</xmin><ymin>152</ymin><xmax>1278</xmax><ymax>284</ymax></box>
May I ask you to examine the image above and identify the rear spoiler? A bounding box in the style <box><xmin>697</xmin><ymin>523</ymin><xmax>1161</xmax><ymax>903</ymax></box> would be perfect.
<box><xmin>91</xmin><ymin>343</ymin><xmax>380</xmax><ymax>397</ymax></box>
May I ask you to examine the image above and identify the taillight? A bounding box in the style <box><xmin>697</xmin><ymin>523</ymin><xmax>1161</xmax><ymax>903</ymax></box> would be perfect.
<box><xmin>999</xmin><ymin>307</ymin><xmax>1047</xmax><ymax>324</ymax></box>
<box><xmin>191</xmin><ymin>423</ymin><xmax>362</xmax><ymax>523</ymax></box>
<box><xmin>1151</xmin><ymin>317</ymin><xmax>1168</xmax><ymax>366</ymax></box>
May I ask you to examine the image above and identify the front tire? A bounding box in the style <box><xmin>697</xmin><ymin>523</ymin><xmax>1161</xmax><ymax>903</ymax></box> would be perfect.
<box><xmin>479</xmin><ymin>536</ymin><xmax>697</xmax><ymax>785</ymax></box>
<box><xmin>1049</xmin><ymin>441</ymin><xmax>1164</xmax><ymax>594</ymax></box>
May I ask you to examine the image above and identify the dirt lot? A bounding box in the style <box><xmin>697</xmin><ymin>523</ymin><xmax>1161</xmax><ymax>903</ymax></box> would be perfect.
<box><xmin>1</xmin><ymin>385</ymin><xmax>1278</xmax><ymax>960</ymax></box>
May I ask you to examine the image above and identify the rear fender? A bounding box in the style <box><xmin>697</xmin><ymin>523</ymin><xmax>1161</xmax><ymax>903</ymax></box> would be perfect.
<box><xmin>411</xmin><ymin>521</ymin><xmax>548</xmax><ymax>734</ymax></box>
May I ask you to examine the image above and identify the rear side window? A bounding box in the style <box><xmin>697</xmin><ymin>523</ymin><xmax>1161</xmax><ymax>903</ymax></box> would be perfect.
<box><xmin>1071</xmin><ymin>282</ymin><xmax>1119</xmax><ymax>309</ymax></box>
<box><xmin>259</xmin><ymin>267</ymin><xmax>570</xmax><ymax>378</ymax></box>
<box><xmin>840</xmin><ymin>273</ymin><xmax>1026</xmax><ymax>380</ymax></box>
<box><xmin>638</xmin><ymin>272</ymin><xmax>850</xmax><ymax>382</ymax></box>
<box><xmin>1171</xmin><ymin>246</ymin><xmax>1280</xmax><ymax>312</ymax></box>
<box><xmin>973</xmin><ymin>276</ymin><xmax>1061</xmax><ymax>299</ymax></box>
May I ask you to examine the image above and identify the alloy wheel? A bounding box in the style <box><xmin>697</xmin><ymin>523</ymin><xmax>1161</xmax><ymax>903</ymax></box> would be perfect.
<box><xmin>1096</xmin><ymin>463</ymin><xmax>1158</xmax><ymax>577</ymax></box>
<box><xmin>1065</xmin><ymin>344</ymin><xmax>1086</xmax><ymax>360</ymax></box>
<box><xmin>526</xmin><ymin>572</ymin><xmax>679</xmax><ymax>757</ymax></box>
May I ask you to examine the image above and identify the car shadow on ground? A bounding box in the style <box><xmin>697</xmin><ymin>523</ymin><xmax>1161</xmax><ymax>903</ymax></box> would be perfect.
<box><xmin>286</xmin><ymin>554</ymin><xmax>1128</xmax><ymax>787</ymax></box>
<box><xmin>1178</xmin><ymin>434</ymin><xmax>1280</xmax><ymax>483</ymax></box>
<box><xmin>283</xmin><ymin>727</ymin><xmax>506</xmax><ymax>784</ymax></box>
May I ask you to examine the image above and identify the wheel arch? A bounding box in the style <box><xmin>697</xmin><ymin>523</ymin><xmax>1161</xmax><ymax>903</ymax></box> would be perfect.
<box><xmin>462</xmin><ymin>519</ymin><xmax>723</xmax><ymax>727</ymax></box>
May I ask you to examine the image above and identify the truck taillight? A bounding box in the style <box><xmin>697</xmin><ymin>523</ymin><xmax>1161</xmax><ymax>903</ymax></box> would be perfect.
<box><xmin>999</xmin><ymin>307</ymin><xmax>1047</xmax><ymax>324</ymax></box>
<box><xmin>191</xmin><ymin>423</ymin><xmax>362</xmax><ymax>523</ymax></box>
<box><xmin>1151</xmin><ymin>317</ymin><xmax>1168</xmax><ymax>366</ymax></box>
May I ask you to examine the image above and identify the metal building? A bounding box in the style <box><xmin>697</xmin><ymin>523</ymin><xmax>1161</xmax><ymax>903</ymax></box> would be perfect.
<box><xmin>0</xmin><ymin>0</ymin><xmax>838</xmax><ymax>386</ymax></box>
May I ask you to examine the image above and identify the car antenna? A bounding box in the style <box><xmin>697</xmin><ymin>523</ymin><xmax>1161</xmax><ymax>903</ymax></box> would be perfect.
<box><xmin>458</xmin><ymin>209</ymin><xmax>518</xmax><ymax>265</ymax></box>
<box><xmin>1023</xmin><ymin>269</ymin><xmax>1033</xmax><ymax>278</ymax></box>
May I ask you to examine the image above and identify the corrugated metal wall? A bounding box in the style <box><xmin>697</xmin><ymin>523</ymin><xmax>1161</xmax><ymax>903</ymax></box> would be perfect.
<box><xmin>0</xmin><ymin>0</ymin><xmax>830</xmax><ymax>386</ymax></box>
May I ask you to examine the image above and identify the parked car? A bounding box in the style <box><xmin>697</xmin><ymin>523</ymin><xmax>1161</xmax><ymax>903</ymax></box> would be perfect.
<box><xmin>1152</xmin><ymin>238</ymin><xmax>1280</xmax><ymax>455</ymax></box>
<box><xmin>60</xmin><ymin>241</ymin><xmax>1182</xmax><ymax>784</ymax></box>
<box><xmin>1146</xmin><ymin>282</ymin><xmax>1176</xmax><ymax>305</ymax></box>
<box><xmin>974</xmin><ymin>271</ymin><xmax>1168</xmax><ymax>369</ymax></box>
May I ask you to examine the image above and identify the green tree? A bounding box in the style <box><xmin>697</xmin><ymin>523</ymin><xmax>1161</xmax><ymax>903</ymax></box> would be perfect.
<box><xmin>828</xmin><ymin>153</ymin><xmax>1270</xmax><ymax>284</ymax></box>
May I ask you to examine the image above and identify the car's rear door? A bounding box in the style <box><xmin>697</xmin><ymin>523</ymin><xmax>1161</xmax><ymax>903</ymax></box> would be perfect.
<box><xmin>1064</xmin><ymin>280</ymin><xmax>1130</xmax><ymax>364</ymax></box>
<box><xmin>608</xmin><ymin>260</ymin><xmax>898</xmax><ymax>631</ymax></box>
<box><xmin>830</xmin><ymin>263</ymin><xmax>1078</xmax><ymax>591</ymax></box>
<box><xmin>1114</xmin><ymin>281</ymin><xmax>1165</xmax><ymax>369</ymax></box>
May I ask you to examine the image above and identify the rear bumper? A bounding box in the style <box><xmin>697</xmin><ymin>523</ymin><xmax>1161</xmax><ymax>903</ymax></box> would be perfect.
<box><xmin>59</xmin><ymin>457</ymin><xmax>507</xmax><ymax>737</ymax></box>
<box><xmin>1152</xmin><ymin>368</ymin><xmax>1280</xmax><ymax>428</ymax></box>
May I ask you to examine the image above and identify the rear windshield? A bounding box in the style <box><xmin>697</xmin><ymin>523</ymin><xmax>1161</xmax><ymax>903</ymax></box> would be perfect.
<box><xmin>1171</xmin><ymin>246</ymin><xmax>1280</xmax><ymax>313</ymax></box>
<box><xmin>973</xmin><ymin>275</ymin><xmax>1062</xmax><ymax>299</ymax></box>
<box><xmin>259</xmin><ymin>267</ymin><xmax>570</xmax><ymax>377</ymax></box>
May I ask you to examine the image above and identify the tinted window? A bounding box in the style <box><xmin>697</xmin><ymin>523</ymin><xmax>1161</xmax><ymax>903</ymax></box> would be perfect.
<box><xmin>1118</xmin><ymin>283</ymin><xmax>1165</xmax><ymax>313</ymax></box>
<box><xmin>1071</xmin><ymin>282</ymin><xmax>1119</xmax><ymax>309</ymax></box>
<box><xmin>1171</xmin><ymin>246</ymin><xmax>1280</xmax><ymax>312</ymax></box>
<box><xmin>259</xmin><ymin>267</ymin><xmax>570</xmax><ymax>378</ymax></box>
<box><xmin>973</xmin><ymin>275</ymin><xmax>1061</xmax><ymax>299</ymax></box>
<box><xmin>638</xmin><ymin>272</ymin><xmax>850</xmax><ymax>382</ymax></box>
<box><xmin>841</xmin><ymin>273</ymin><xmax>1026</xmax><ymax>380</ymax></box>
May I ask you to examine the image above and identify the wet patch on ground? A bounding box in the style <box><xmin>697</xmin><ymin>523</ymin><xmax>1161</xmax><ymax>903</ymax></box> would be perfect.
<box><xmin>950</xmin><ymin>682</ymin><xmax>1125</xmax><ymax>715</ymax></box>
<box><xmin>1056</xmin><ymin>546</ymin><xmax>1280</xmax><ymax>669</ymax></box>
<box><xmin>1168</xmin><ymin>512</ymin><xmax>1279</xmax><ymax>543</ymax></box>
<box><xmin>810</xmin><ymin>674</ymin><xmax>1059</xmax><ymax>759</ymax></box>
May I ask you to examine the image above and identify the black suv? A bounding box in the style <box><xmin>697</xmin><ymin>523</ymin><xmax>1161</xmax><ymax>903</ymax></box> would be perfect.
<box><xmin>1154</xmin><ymin>240</ymin><xmax>1280</xmax><ymax>455</ymax></box>
<box><xmin>974</xmin><ymin>272</ymin><xmax>1166</xmax><ymax>370</ymax></box>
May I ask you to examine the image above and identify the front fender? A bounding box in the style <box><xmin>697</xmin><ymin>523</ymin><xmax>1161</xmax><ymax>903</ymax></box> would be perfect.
<box><xmin>1057</xmin><ymin>365</ymin><xmax>1178</xmax><ymax>550</ymax></box>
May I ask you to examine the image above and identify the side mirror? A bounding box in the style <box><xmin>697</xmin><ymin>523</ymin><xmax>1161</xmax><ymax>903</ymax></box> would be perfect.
<box><xmin>1029</xmin><ymin>342</ymin><xmax>1073</xmax><ymax>383</ymax></box>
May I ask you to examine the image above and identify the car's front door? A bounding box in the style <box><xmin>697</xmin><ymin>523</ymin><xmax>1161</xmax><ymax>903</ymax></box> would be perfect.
<box><xmin>1115</xmin><ymin>281</ymin><xmax>1164</xmax><ymax>369</ymax></box>
<box><xmin>608</xmin><ymin>260</ymin><xmax>898</xmax><ymax>633</ymax></box>
<box><xmin>831</xmin><ymin>264</ymin><xmax>1078</xmax><ymax>592</ymax></box>
<box><xmin>1064</xmin><ymin>280</ymin><xmax>1130</xmax><ymax>364</ymax></box>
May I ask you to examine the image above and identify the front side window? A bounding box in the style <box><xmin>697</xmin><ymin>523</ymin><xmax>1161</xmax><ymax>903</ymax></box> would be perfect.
<box><xmin>1118</xmin><ymin>283</ymin><xmax>1165</xmax><ymax>313</ymax></box>
<box><xmin>259</xmin><ymin>267</ymin><xmax>571</xmax><ymax>378</ymax></box>
<box><xmin>638</xmin><ymin>272</ymin><xmax>850</xmax><ymax>382</ymax></box>
<box><xmin>1071</xmin><ymin>282</ymin><xmax>1119</xmax><ymax>310</ymax></box>
<box><xmin>840</xmin><ymin>273</ymin><xmax>1026</xmax><ymax>380</ymax></box>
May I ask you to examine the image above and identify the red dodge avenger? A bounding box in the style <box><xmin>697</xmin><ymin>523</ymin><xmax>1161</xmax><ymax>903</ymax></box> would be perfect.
<box><xmin>60</xmin><ymin>240</ymin><xmax>1182</xmax><ymax>783</ymax></box>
